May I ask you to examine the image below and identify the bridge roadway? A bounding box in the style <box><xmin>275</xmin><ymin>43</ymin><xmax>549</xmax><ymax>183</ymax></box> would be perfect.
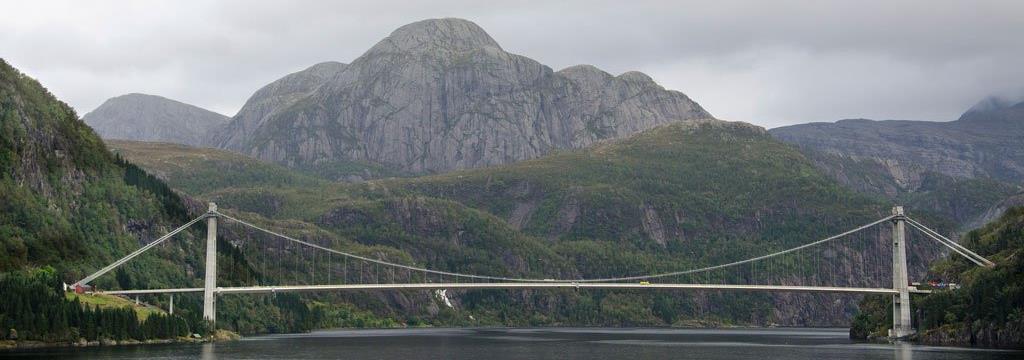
<box><xmin>94</xmin><ymin>282</ymin><xmax>932</xmax><ymax>296</ymax></box>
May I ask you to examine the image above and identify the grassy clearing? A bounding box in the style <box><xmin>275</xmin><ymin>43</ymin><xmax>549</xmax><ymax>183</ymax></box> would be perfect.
<box><xmin>66</xmin><ymin>292</ymin><xmax>166</xmax><ymax>321</ymax></box>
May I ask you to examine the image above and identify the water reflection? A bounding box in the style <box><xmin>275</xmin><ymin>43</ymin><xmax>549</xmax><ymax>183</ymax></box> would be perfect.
<box><xmin>202</xmin><ymin>343</ymin><xmax>215</xmax><ymax>360</ymax></box>
<box><xmin>897</xmin><ymin>342</ymin><xmax>914</xmax><ymax>360</ymax></box>
<box><xmin>1</xmin><ymin>328</ymin><xmax>1018</xmax><ymax>359</ymax></box>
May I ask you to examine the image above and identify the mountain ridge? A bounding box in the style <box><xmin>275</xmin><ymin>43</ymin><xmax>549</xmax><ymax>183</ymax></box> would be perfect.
<box><xmin>82</xmin><ymin>93</ymin><xmax>229</xmax><ymax>147</ymax></box>
<box><xmin>770</xmin><ymin>99</ymin><xmax>1024</xmax><ymax>186</ymax></box>
<box><xmin>214</xmin><ymin>18</ymin><xmax>713</xmax><ymax>175</ymax></box>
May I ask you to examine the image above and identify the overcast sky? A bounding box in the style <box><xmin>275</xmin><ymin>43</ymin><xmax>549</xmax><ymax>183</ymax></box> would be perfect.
<box><xmin>2</xmin><ymin>0</ymin><xmax>1022</xmax><ymax>128</ymax></box>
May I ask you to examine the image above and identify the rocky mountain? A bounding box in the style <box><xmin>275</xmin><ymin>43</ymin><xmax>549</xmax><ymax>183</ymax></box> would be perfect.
<box><xmin>770</xmin><ymin>98</ymin><xmax>1024</xmax><ymax>188</ymax></box>
<box><xmin>83</xmin><ymin>93</ymin><xmax>229</xmax><ymax>147</ymax></box>
<box><xmin>214</xmin><ymin>18</ymin><xmax>712</xmax><ymax>174</ymax></box>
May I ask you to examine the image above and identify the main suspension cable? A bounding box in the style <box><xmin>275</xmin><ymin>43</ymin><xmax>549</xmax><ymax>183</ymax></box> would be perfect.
<box><xmin>215</xmin><ymin>210</ymin><xmax>893</xmax><ymax>283</ymax></box>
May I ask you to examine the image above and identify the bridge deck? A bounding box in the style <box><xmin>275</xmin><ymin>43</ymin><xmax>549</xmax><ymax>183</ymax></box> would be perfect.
<box><xmin>94</xmin><ymin>283</ymin><xmax>929</xmax><ymax>296</ymax></box>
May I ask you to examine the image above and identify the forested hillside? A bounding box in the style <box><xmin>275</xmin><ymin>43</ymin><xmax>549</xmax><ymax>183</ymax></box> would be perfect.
<box><xmin>0</xmin><ymin>59</ymin><xmax>329</xmax><ymax>344</ymax></box>
<box><xmin>0</xmin><ymin>58</ymin><xmax>189</xmax><ymax>276</ymax></box>
<box><xmin>110</xmin><ymin>119</ymin><xmax>948</xmax><ymax>327</ymax></box>
<box><xmin>105</xmin><ymin>140</ymin><xmax>327</xmax><ymax>196</ymax></box>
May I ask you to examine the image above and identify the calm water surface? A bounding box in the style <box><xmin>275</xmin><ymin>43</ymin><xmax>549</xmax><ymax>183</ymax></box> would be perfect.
<box><xmin>3</xmin><ymin>328</ymin><xmax>1019</xmax><ymax>359</ymax></box>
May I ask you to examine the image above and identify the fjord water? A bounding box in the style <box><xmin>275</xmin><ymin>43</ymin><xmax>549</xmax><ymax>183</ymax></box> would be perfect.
<box><xmin>5</xmin><ymin>328</ymin><xmax>1019</xmax><ymax>359</ymax></box>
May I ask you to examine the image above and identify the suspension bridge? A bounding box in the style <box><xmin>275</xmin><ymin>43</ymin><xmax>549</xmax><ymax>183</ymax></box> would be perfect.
<box><xmin>70</xmin><ymin>203</ymin><xmax>994</xmax><ymax>339</ymax></box>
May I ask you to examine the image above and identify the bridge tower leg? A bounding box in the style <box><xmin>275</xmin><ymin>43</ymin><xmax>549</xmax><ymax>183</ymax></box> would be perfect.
<box><xmin>203</xmin><ymin>202</ymin><xmax>218</xmax><ymax>325</ymax></box>
<box><xmin>890</xmin><ymin>206</ymin><xmax>913</xmax><ymax>338</ymax></box>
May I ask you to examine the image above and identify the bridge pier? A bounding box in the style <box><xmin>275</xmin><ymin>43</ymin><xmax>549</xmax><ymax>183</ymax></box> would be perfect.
<box><xmin>890</xmin><ymin>206</ymin><xmax>914</xmax><ymax>338</ymax></box>
<box><xmin>203</xmin><ymin>202</ymin><xmax>218</xmax><ymax>324</ymax></box>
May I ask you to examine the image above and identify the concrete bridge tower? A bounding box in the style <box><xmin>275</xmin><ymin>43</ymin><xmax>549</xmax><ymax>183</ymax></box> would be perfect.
<box><xmin>890</xmin><ymin>206</ymin><xmax>914</xmax><ymax>338</ymax></box>
<box><xmin>203</xmin><ymin>202</ymin><xmax>218</xmax><ymax>324</ymax></box>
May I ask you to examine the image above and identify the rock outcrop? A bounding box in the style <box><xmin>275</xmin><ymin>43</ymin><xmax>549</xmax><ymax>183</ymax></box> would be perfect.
<box><xmin>215</xmin><ymin>18</ymin><xmax>712</xmax><ymax>173</ymax></box>
<box><xmin>83</xmin><ymin>93</ymin><xmax>229</xmax><ymax>147</ymax></box>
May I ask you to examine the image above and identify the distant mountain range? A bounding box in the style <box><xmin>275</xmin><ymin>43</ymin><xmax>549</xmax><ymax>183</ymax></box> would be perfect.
<box><xmin>84</xmin><ymin>18</ymin><xmax>711</xmax><ymax>176</ymax></box>
<box><xmin>86</xmin><ymin>18</ymin><xmax>1021</xmax><ymax>195</ymax></box>
<box><xmin>771</xmin><ymin>97</ymin><xmax>1024</xmax><ymax>188</ymax></box>
<box><xmin>82</xmin><ymin>93</ymin><xmax>228</xmax><ymax>147</ymax></box>
<box><xmin>78</xmin><ymin>18</ymin><xmax>1023</xmax><ymax>231</ymax></box>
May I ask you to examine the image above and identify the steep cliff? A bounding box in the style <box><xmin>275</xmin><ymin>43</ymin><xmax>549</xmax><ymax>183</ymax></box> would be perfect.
<box><xmin>215</xmin><ymin>18</ymin><xmax>711</xmax><ymax>174</ymax></box>
<box><xmin>83</xmin><ymin>93</ymin><xmax>229</xmax><ymax>147</ymax></box>
<box><xmin>216</xmin><ymin>61</ymin><xmax>347</xmax><ymax>149</ymax></box>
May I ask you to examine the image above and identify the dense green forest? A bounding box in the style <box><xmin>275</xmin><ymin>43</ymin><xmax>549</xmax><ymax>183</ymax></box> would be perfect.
<box><xmin>850</xmin><ymin>207</ymin><xmax>1024</xmax><ymax>348</ymax></box>
<box><xmin>0</xmin><ymin>268</ymin><xmax>192</xmax><ymax>342</ymax></box>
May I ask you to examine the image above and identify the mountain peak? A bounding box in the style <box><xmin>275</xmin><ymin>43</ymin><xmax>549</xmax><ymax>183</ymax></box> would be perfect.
<box><xmin>957</xmin><ymin>95</ymin><xmax>1024</xmax><ymax>124</ymax></box>
<box><xmin>217</xmin><ymin>19</ymin><xmax>712</xmax><ymax>174</ymax></box>
<box><xmin>558</xmin><ymin>65</ymin><xmax>613</xmax><ymax>88</ymax></box>
<box><xmin>558</xmin><ymin>64</ymin><xmax>612</xmax><ymax>78</ymax></box>
<box><xmin>963</xmin><ymin>96</ymin><xmax>1017</xmax><ymax>116</ymax></box>
<box><xmin>83</xmin><ymin>93</ymin><xmax>228</xmax><ymax>147</ymax></box>
<box><xmin>617</xmin><ymin>71</ymin><xmax>656</xmax><ymax>84</ymax></box>
<box><xmin>107</xmin><ymin>92</ymin><xmax>186</xmax><ymax>106</ymax></box>
<box><xmin>374</xmin><ymin>18</ymin><xmax>502</xmax><ymax>54</ymax></box>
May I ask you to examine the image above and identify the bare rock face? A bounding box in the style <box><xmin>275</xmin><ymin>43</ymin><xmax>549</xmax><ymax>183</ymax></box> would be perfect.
<box><xmin>770</xmin><ymin>98</ymin><xmax>1024</xmax><ymax>188</ymax></box>
<box><xmin>216</xmin><ymin>61</ymin><xmax>347</xmax><ymax>150</ymax></box>
<box><xmin>83</xmin><ymin>93</ymin><xmax>229</xmax><ymax>147</ymax></box>
<box><xmin>217</xmin><ymin>18</ymin><xmax>712</xmax><ymax>173</ymax></box>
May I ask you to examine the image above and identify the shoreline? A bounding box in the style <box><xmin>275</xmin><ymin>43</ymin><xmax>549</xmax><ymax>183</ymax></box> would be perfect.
<box><xmin>0</xmin><ymin>329</ymin><xmax>240</xmax><ymax>352</ymax></box>
<box><xmin>5</xmin><ymin>325</ymin><xmax>1019</xmax><ymax>352</ymax></box>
